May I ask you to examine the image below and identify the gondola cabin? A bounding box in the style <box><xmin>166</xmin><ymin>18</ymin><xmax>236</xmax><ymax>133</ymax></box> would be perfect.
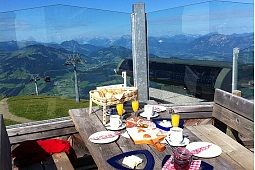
<box><xmin>44</xmin><ymin>76</ymin><xmax>51</xmax><ymax>82</ymax></box>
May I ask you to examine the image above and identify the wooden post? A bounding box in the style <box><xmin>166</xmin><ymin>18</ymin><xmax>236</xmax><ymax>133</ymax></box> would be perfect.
<box><xmin>0</xmin><ymin>114</ymin><xmax>12</xmax><ymax>170</ymax></box>
<box><xmin>232</xmin><ymin>48</ymin><xmax>239</xmax><ymax>92</ymax></box>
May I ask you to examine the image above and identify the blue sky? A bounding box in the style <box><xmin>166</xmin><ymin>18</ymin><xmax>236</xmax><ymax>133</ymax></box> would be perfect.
<box><xmin>0</xmin><ymin>0</ymin><xmax>253</xmax><ymax>13</ymax></box>
<box><xmin>0</xmin><ymin>0</ymin><xmax>254</xmax><ymax>43</ymax></box>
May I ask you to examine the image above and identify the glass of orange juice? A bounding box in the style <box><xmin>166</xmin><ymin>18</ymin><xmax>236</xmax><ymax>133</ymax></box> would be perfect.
<box><xmin>171</xmin><ymin>113</ymin><xmax>180</xmax><ymax>127</ymax></box>
<box><xmin>132</xmin><ymin>100</ymin><xmax>139</xmax><ymax>117</ymax></box>
<box><xmin>116</xmin><ymin>103</ymin><xmax>124</xmax><ymax>119</ymax></box>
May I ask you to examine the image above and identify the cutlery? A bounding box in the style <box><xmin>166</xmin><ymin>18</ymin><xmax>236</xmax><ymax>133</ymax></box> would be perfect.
<box><xmin>165</xmin><ymin>138</ymin><xmax>176</xmax><ymax>153</ymax></box>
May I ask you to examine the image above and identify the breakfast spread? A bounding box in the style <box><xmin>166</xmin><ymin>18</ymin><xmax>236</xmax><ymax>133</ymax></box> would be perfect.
<box><xmin>122</xmin><ymin>155</ymin><xmax>143</xmax><ymax>169</ymax></box>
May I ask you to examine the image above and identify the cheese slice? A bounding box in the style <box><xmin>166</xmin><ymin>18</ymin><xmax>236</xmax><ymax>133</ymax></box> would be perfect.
<box><xmin>122</xmin><ymin>155</ymin><xmax>143</xmax><ymax>168</ymax></box>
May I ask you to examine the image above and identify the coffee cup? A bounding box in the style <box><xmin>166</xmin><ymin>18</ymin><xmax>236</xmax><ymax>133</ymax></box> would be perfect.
<box><xmin>110</xmin><ymin>115</ymin><xmax>122</xmax><ymax>129</ymax></box>
<box><xmin>168</xmin><ymin>127</ymin><xmax>183</xmax><ymax>143</ymax></box>
<box><xmin>144</xmin><ymin>105</ymin><xmax>154</xmax><ymax>116</ymax></box>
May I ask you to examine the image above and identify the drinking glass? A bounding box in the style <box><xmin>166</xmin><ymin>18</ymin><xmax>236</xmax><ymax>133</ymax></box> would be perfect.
<box><xmin>132</xmin><ymin>100</ymin><xmax>139</xmax><ymax>116</ymax></box>
<box><xmin>116</xmin><ymin>103</ymin><xmax>124</xmax><ymax>119</ymax></box>
<box><xmin>171</xmin><ymin>113</ymin><xmax>180</xmax><ymax>127</ymax></box>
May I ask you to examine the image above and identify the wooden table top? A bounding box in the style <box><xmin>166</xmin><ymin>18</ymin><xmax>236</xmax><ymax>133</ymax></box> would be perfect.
<box><xmin>69</xmin><ymin>106</ymin><xmax>254</xmax><ymax>170</ymax></box>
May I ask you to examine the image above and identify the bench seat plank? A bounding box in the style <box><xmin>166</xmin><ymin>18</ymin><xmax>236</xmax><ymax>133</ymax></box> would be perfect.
<box><xmin>52</xmin><ymin>152</ymin><xmax>74</xmax><ymax>170</ymax></box>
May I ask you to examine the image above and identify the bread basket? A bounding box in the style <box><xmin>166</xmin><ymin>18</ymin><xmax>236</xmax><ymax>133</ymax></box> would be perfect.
<box><xmin>89</xmin><ymin>86</ymin><xmax>138</xmax><ymax>124</ymax></box>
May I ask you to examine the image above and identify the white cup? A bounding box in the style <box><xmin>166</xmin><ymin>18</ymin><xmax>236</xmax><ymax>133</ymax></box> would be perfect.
<box><xmin>168</xmin><ymin>127</ymin><xmax>183</xmax><ymax>143</ymax></box>
<box><xmin>144</xmin><ymin>105</ymin><xmax>154</xmax><ymax>116</ymax></box>
<box><xmin>110</xmin><ymin>115</ymin><xmax>122</xmax><ymax>129</ymax></box>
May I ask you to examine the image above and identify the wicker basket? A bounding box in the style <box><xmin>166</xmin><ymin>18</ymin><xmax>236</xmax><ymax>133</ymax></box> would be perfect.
<box><xmin>89</xmin><ymin>87</ymin><xmax>138</xmax><ymax>124</ymax></box>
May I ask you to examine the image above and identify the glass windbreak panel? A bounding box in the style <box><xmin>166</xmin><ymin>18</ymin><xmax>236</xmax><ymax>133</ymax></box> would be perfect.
<box><xmin>147</xmin><ymin>1</ymin><xmax>254</xmax><ymax>103</ymax></box>
<box><xmin>238</xmin><ymin>46</ymin><xmax>254</xmax><ymax>100</ymax></box>
<box><xmin>0</xmin><ymin>5</ymin><xmax>132</xmax><ymax>100</ymax></box>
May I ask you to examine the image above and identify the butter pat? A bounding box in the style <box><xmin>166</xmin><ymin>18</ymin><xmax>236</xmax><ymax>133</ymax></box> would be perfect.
<box><xmin>159</xmin><ymin>120</ymin><xmax>171</xmax><ymax>127</ymax></box>
<box><xmin>122</xmin><ymin>155</ymin><xmax>143</xmax><ymax>168</ymax></box>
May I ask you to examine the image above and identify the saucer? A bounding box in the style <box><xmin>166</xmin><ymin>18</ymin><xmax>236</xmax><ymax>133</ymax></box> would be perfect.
<box><xmin>163</xmin><ymin>137</ymin><xmax>190</xmax><ymax>147</ymax></box>
<box><xmin>105</xmin><ymin>123</ymin><xmax>126</xmax><ymax>131</ymax></box>
<box><xmin>140</xmin><ymin>112</ymin><xmax>159</xmax><ymax>118</ymax></box>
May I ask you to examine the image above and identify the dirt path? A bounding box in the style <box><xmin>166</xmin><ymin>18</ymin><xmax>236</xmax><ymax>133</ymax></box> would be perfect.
<box><xmin>0</xmin><ymin>98</ymin><xmax>33</xmax><ymax>123</ymax></box>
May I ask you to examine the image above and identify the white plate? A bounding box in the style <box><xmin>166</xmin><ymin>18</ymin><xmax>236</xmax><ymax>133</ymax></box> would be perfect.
<box><xmin>89</xmin><ymin>131</ymin><xmax>119</xmax><ymax>144</ymax></box>
<box><xmin>105</xmin><ymin>123</ymin><xmax>126</xmax><ymax>131</ymax></box>
<box><xmin>163</xmin><ymin>137</ymin><xmax>190</xmax><ymax>146</ymax></box>
<box><xmin>140</xmin><ymin>112</ymin><xmax>159</xmax><ymax>118</ymax></box>
<box><xmin>186</xmin><ymin>142</ymin><xmax>222</xmax><ymax>158</ymax></box>
<box><xmin>153</xmin><ymin>105</ymin><xmax>166</xmax><ymax>112</ymax></box>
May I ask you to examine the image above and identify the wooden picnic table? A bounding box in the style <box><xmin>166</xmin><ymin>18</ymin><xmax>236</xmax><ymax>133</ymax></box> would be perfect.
<box><xmin>69</xmin><ymin>105</ymin><xmax>254</xmax><ymax>170</ymax></box>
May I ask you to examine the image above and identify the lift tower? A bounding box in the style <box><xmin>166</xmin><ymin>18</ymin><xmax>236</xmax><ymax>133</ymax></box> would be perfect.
<box><xmin>65</xmin><ymin>54</ymin><xmax>84</xmax><ymax>102</ymax></box>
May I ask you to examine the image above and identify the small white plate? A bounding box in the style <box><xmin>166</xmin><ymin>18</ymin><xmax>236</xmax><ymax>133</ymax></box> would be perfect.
<box><xmin>89</xmin><ymin>131</ymin><xmax>119</xmax><ymax>144</ymax></box>
<box><xmin>105</xmin><ymin>123</ymin><xmax>126</xmax><ymax>131</ymax></box>
<box><xmin>163</xmin><ymin>137</ymin><xmax>190</xmax><ymax>146</ymax></box>
<box><xmin>186</xmin><ymin>142</ymin><xmax>222</xmax><ymax>158</ymax></box>
<box><xmin>140</xmin><ymin>112</ymin><xmax>159</xmax><ymax>118</ymax></box>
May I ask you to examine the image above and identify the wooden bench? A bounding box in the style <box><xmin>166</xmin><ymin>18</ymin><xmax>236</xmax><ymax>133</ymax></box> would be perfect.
<box><xmin>1</xmin><ymin>115</ymin><xmax>77</xmax><ymax>170</ymax></box>
<box><xmin>212</xmin><ymin>88</ymin><xmax>254</xmax><ymax>148</ymax></box>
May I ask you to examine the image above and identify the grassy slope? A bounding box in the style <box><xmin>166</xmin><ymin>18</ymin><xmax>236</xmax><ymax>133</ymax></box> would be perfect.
<box><xmin>7</xmin><ymin>95</ymin><xmax>90</xmax><ymax>121</ymax></box>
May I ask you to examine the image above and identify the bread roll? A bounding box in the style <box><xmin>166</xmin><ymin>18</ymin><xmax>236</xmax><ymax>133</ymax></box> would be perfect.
<box><xmin>105</xmin><ymin>91</ymin><xmax>114</xmax><ymax>99</ymax></box>
<box><xmin>101</xmin><ymin>88</ymin><xmax>107</xmax><ymax>94</ymax></box>
<box><xmin>94</xmin><ymin>90</ymin><xmax>104</xmax><ymax>98</ymax></box>
<box><xmin>115</xmin><ymin>89</ymin><xmax>123</xmax><ymax>94</ymax></box>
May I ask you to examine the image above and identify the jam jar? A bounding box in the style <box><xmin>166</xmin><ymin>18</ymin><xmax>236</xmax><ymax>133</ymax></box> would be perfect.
<box><xmin>173</xmin><ymin>147</ymin><xmax>193</xmax><ymax>170</ymax></box>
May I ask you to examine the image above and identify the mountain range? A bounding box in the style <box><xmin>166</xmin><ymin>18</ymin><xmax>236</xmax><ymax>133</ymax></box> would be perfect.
<box><xmin>0</xmin><ymin>33</ymin><xmax>253</xmax><ymax>98</ymax></box>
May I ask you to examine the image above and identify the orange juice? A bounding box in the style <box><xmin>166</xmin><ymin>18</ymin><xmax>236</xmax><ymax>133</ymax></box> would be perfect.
<box><xmin>116</xmin><ymin>103</ymin><xmax>124</xmax><ymax>116</ymax></box>
<box><xmin>132</xmin><ymin>100</ymin><xmax>139</xmax><ymax>112</ymax></box>
<box><xmin>171</xmin><ymin>113</ymin><xmax>180</xmax><ymax>127</ymax></box>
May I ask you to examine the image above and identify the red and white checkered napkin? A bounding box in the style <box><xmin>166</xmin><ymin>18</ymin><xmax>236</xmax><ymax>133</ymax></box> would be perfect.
<box><xmin>89</xmin><ymin>131</ymin><xmax>121</xmax><ymax>140</ymax></box>
<box><xmin>190</xmin><ymin>144</ymin><xmax>212</xmax><ymax>155</ymax></box>
<box><xmin>162</xmin><ymin>156</ymin><xmax>201</xmax><ymax>170</ymax></box>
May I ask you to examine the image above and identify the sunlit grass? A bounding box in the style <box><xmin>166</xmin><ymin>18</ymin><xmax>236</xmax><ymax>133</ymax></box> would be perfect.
<box><xmin>4</xmin><ymin>119</ymin><xmax>21</xmax><ymax>126</ymax></box>
<box><xmin>7</xmin><ymin>95</ymin><xmax>90</xmax><ymax>121</ymax></box>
